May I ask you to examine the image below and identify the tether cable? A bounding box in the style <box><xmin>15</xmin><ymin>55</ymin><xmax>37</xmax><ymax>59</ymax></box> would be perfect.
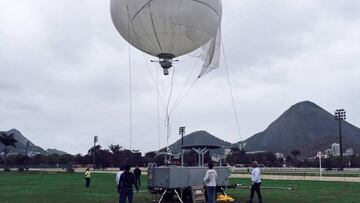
<box><xmin>222</xmin><ymin>38</ymin><xmax>242</xmax><ymax>142</ymax></box>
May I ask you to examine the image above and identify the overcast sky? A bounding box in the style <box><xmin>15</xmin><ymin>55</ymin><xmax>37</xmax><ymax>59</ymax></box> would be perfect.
<box><xmin>1</xmin><ymin>0</ymin><xmax>360</xmax><ymax>155</ymax></box>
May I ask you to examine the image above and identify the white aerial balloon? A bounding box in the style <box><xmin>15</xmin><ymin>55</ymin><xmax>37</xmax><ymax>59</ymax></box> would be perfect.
<box><xmin>111</xmin><ymin>0</ymin><xmax>222</xmax><ymax>75</ymax></box>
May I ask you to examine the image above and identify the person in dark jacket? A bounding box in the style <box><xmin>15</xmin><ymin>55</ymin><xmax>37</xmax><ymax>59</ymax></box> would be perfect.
<box><xmin>133</xmin><ymin>166</ymin><xmax>141</xmax><ymax>187</ymax></box>
<box><xmin>118</xmin><ymin>164</ymin><xmax>139</xmax><ymax>203</ymax></box>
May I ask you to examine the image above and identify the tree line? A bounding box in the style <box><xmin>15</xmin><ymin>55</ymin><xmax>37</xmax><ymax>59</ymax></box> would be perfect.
<box><xmin>225</xmin><ymin>147</ymin><xmax>360</xmax><ymax>168</ymax></box>
<box><xmin>0</xmin><ymin>145</ymin><xmax>212</xmax><ymax>169</ymax></box>
<box><xmin>2</xmin><ymin>132</ymin><xmax>360</xmax><ymax>169</ymax></box>
<box><xmin>2</xmin><ymin>146</ymin><xmax>360</xmax><ymax>170</ymax></box>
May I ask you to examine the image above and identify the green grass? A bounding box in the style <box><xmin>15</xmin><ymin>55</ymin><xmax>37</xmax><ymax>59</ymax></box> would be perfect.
<box><xmin>0</xmin><ymin>172</ymin><xmax>149</xmax><ymax>203</ymax></box>
<box><xmin>232</xmin><ymin>171</ymin><xmax>360</xmax><ymax>177</ymax></box>
<box><xmin>227</xmin><ymin>178</ymin><xmax>360</xmax><ymax>203</ymax></box>
<box><xmin>0</xmin><ymin>172</ymin><xmax>359</xmax><ymax>203</ymax></box>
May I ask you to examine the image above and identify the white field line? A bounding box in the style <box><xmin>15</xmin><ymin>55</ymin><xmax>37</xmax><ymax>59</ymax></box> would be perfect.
<box><xmin>231</xmin><ymin>174</ymin><xmax>360</xmax><ymax>183</ymax></box>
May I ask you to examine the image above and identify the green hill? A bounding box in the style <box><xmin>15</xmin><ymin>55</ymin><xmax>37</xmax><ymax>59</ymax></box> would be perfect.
<box><xmin>241</xmin><ymin>101</ymin><xmax>360</xmax><ymax>157</ymax></box>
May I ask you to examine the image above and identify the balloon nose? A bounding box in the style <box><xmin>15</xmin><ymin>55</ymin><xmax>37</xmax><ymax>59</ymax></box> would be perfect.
<box><xmin>159</xmin><ymin>57</ymin><xmax>173</xmax><ymax>75</ymax></box>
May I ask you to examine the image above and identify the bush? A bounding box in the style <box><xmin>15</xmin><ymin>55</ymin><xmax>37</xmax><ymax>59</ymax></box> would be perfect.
<box><xmin>66</xmin><ymin>168</ymin><xmax>74</xmax><ymax>173</ymax></box>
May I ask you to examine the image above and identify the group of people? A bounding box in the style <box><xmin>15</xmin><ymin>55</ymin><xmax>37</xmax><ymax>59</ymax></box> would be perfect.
<box><xmin>84</xmin><ymin>161</ymin><xmax>263</xmax><ymax>203</ymax></box>
<box><xmin>204</xmin><ymin>161</ymin><xmax>263</xmax><ymax>203</ymax></box>
<box><xmin>116</xmin><ymin>165</ymin><xmax>141</xmax><ymax>203</ymax></box>
<box><xmin>84</xmin><ymin>165</ymin><xmax>141</xmax><ymax>203</ymax></box>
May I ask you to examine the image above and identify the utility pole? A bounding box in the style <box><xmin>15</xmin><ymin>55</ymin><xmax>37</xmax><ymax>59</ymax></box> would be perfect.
<box><xmin>317</xmin><ymin>151</ymin><xmax>323</xmax><ymax>180</ymax></box>
<box><xmin>25</xmin><ymin>141</ymin><xmax>30</xmax><ymax>157</ymax></box>
<box><xmin>25</xmin><ymin>141</ymin><xmax>30</xmax><ymax>170</ymax></box>
<box><xmin>179</xmin><ymin>126</ymin><xmax>185</xmax><ymax>166</ymax></box>
<box><xmin>93</xmin><ymin>136</ymin><xmax>98</xmax><ymax>168</ymax></box>
<box><xmin>334</xmin><ymin>109</ymin><xmax>346</xmax><ymax>171</ymax></box>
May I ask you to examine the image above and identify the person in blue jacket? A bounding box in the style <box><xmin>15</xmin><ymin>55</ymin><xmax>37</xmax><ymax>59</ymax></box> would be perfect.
<box><xmin>118</xmin><ymin>164</ymin><xmax>139</xmax><ymax>203</ymax></box>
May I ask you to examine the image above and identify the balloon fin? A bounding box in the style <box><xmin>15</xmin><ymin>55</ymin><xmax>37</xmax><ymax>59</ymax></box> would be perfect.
<box><xmin>198</xmin><ymin>27</ymin><xmax>221</xmax><ymax>78</ymax></box>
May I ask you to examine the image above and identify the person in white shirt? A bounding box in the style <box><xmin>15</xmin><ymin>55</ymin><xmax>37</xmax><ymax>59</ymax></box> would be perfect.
<box><xmin>248</xmin><ymin>161</ymin><xmax>263</xmax><ymax>203</ymax></box>
<box><xmin>116</xmin><ymin>166</ymin><xmax>124</xmax><ymax>186</ymax></box>
<box><xmin>204</xmin><ymin>163</ymin><xmax>217</xmax><ymax>203</ymax></box>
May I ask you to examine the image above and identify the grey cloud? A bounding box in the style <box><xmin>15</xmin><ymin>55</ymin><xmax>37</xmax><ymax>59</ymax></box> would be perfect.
<box><xmin>1</xmin><ymin>0</ymin><xmax>360</xmax><ymax>154</ymax></box>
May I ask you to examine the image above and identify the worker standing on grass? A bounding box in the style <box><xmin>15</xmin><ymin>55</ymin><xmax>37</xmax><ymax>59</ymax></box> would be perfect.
<box><xmin>204</xmin><ymin>163</ymin><xmax>217</xmax><ymax>203</ymax></box>
<box><xmin>134</xmin><ymin>166</ymin><xmax>142</xmax><ymax>187</ymax></box>
<box><xmin>247</xmin><ymin>161</ymin><xmax>263</xmax><ymax>203</ymax></box>
<box><xmin>84</xmin><ymin>168</ymin><xmax>91</xmax><ymax>188</ymax></box>
<box><xmin>118</xmin><ymin>164</ymin><xmax>139</xmax><ymax>203</ymax></box>
<box><xmin>116</xmin><ymin>166</ymin><xmax>124</xmax><ymax>185</ymax></box>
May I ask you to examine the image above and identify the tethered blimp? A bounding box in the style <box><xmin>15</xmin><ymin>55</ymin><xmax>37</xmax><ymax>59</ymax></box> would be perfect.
<box><xmin>110</xmin><ymin>0</ymin><xmax>222</xmax><ymax>76</ymax></box>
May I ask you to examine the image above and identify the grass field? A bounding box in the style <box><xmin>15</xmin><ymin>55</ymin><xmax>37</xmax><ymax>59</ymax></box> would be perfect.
<box><xmin>0</xmin><ymin>172</ymin><xmax>359</xmax><ymax>203</ymax></box>
<box><xmin>232</xmin><ymin>171</ymin><xmax>360</xmax><ymax>177</ymax></box>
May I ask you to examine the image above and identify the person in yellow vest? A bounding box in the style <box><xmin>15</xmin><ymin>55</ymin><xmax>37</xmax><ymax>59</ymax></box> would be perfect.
<box><xmin>84</xmin><ymin>168</ymin><xmax>91</xmax><ymax>188</ymax></box>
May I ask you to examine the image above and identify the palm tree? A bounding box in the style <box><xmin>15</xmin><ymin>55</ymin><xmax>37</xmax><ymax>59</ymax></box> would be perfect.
<box><xmin>88</xmin><ymin>145</ymin><xmax>101</xmax><ymax>168</ymax></box>
<box><xmin>109</xmin><ymin>144</ymin><xmax>122</xmax><ymax>154</ymax></box>
<box><xmin>0</xmin><ymin>132</ymin><xmax>18</xmax><ymax>170</ymax></box>
<box><xmin>88</xmin><ymin>145</ymin><xmax>102</xmax><ymax>155</ymax></box>
<box><xmin>109</xmin><ymin>144</ymin><xmax>122</xmax><ymax>167</ymax></box>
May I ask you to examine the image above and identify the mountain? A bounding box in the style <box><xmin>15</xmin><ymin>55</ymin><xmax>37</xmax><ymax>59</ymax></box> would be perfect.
<box><xmin>166</xmin><ymin>130</ymin><xmax>232</xmax><ymax>155</ymax></box>
<box><xmin>241</xmin><ymin>101</ymin><xmax>360</xmax><ymax>157</ymax></box>
<box><xmin>0</xmin><ymin>129</ymin><xmax>67</xmax><ymax>155</ymax></box>
<box><xmin>46</xmin><ymin>148</ymin><xmax>68</xmax><ymax>155</ymax></box>
<box><xmin>0</xmin><ymin>129</ymin><xmax>46</xmax><ymax>155</ymax></box>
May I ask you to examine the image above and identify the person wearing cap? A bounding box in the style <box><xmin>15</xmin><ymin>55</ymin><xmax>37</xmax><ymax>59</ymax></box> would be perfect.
<box><xmin>248</xmin><ymin>161</ymin><xmax>263</xmax><ymax>203</ymax></box>
<box><xmin>204</xmin><ymin>162</ymin><xmax>217</xmax><ymax>203</ymax></box>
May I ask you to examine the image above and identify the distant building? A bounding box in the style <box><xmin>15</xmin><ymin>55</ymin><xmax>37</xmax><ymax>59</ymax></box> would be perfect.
<box><xmin>345</xmin><ymin>148</ymin><xmax>354</xmax><ymax>157</ymax></box>
<box><xmin>246</xmin><ymin>151</ymin><xmax>266</xmax><ymax>154</ymax></box>
<box><xmin>331</xmin><ymin>143</ymin><xmax>340</xmax><ymax>156</ymax></box>
<box><xmin>212</xmin><ymin>155</ymin><xmax>220</xmax><ymax>162</ymax></box>
<box><xmin>212</xmin><ymin>154</ymin><xmax>226</xmax><ymax>165</ymax></box>
<box><xmin>324</xmin><ymin>149</ymin><xmax>332</xmax><ymax>157</ymax></box>
<box><xmin>239</xmin><ymin>142</ymin><xmax>246</xmax><ymax>150</ymax></box>
<box><xmin>171</xmin><ymin>153</ymin><xmax>181</xmax><ymax>165</ymax></box>
<box><xmin>28</xmin><ymin>151</ymin><xmax>42</xmax><ymax>157</ymax></box>
<box><xmin>224</xmin><ymin>148</ymin><xmax>231</xmax><ymax>156</ymax></box>
<box><xmin>275</xmin><ymin>152</ymin><xmax>285</xmax><ymax>159</ymax></box>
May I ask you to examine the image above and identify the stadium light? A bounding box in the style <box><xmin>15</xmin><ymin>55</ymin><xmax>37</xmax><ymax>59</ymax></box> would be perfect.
<box><xmin>179</xmin><ymin>127</ymin><xmax>185</xmax><ymax>146</ymax></box>
<box><xmin>93</xmin><ymin>136</ymin><xmax>98</xmax><ymax>168</ymax></box>
<box><xmin>179</xmin><ymin>126</ymin><xmax>185</xmax><ymax>166</ymax></box>
<box><xmin>334</xmin><ymin>109</ymin><xmax>346</xmax><ymax>171</ymax></box>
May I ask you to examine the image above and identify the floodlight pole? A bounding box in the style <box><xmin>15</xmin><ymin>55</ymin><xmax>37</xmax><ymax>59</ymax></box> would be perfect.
<box><xmin>319</xmin><ymin>155</ymin><xmax>322</xmax><ymax>178</ymax></box>
<box><xmin>335</xmin><ymin>109</ymin><xmax>346</xmax><ymax>171</ymax></box>
<box><xmin>179</xmin><ymin>126</ymin><xmax>185</xmax><ymax>166</ymax></box>
<box><xmin>93</xmin><ymin>136</ymin><xmax>98</xmax><ymax>168</ymax></box>
<box><xmin>317</xmin><ymin>151</ymin><xmax>323</xmax><ymax>180</ymax></box>
<box><xmin>338</xmin><ymin>118</ymin><xmax>343</xmax><ymax>170</ymax></box>
<box><xmin>25</xmin><ymin>141</ymin><xmax>30</xmax><ymax>157</ymax></box>
<box><xmin>25</xmin><ymin>141</ymin><xmax>30</xmax><ymax>170</ymax></box>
